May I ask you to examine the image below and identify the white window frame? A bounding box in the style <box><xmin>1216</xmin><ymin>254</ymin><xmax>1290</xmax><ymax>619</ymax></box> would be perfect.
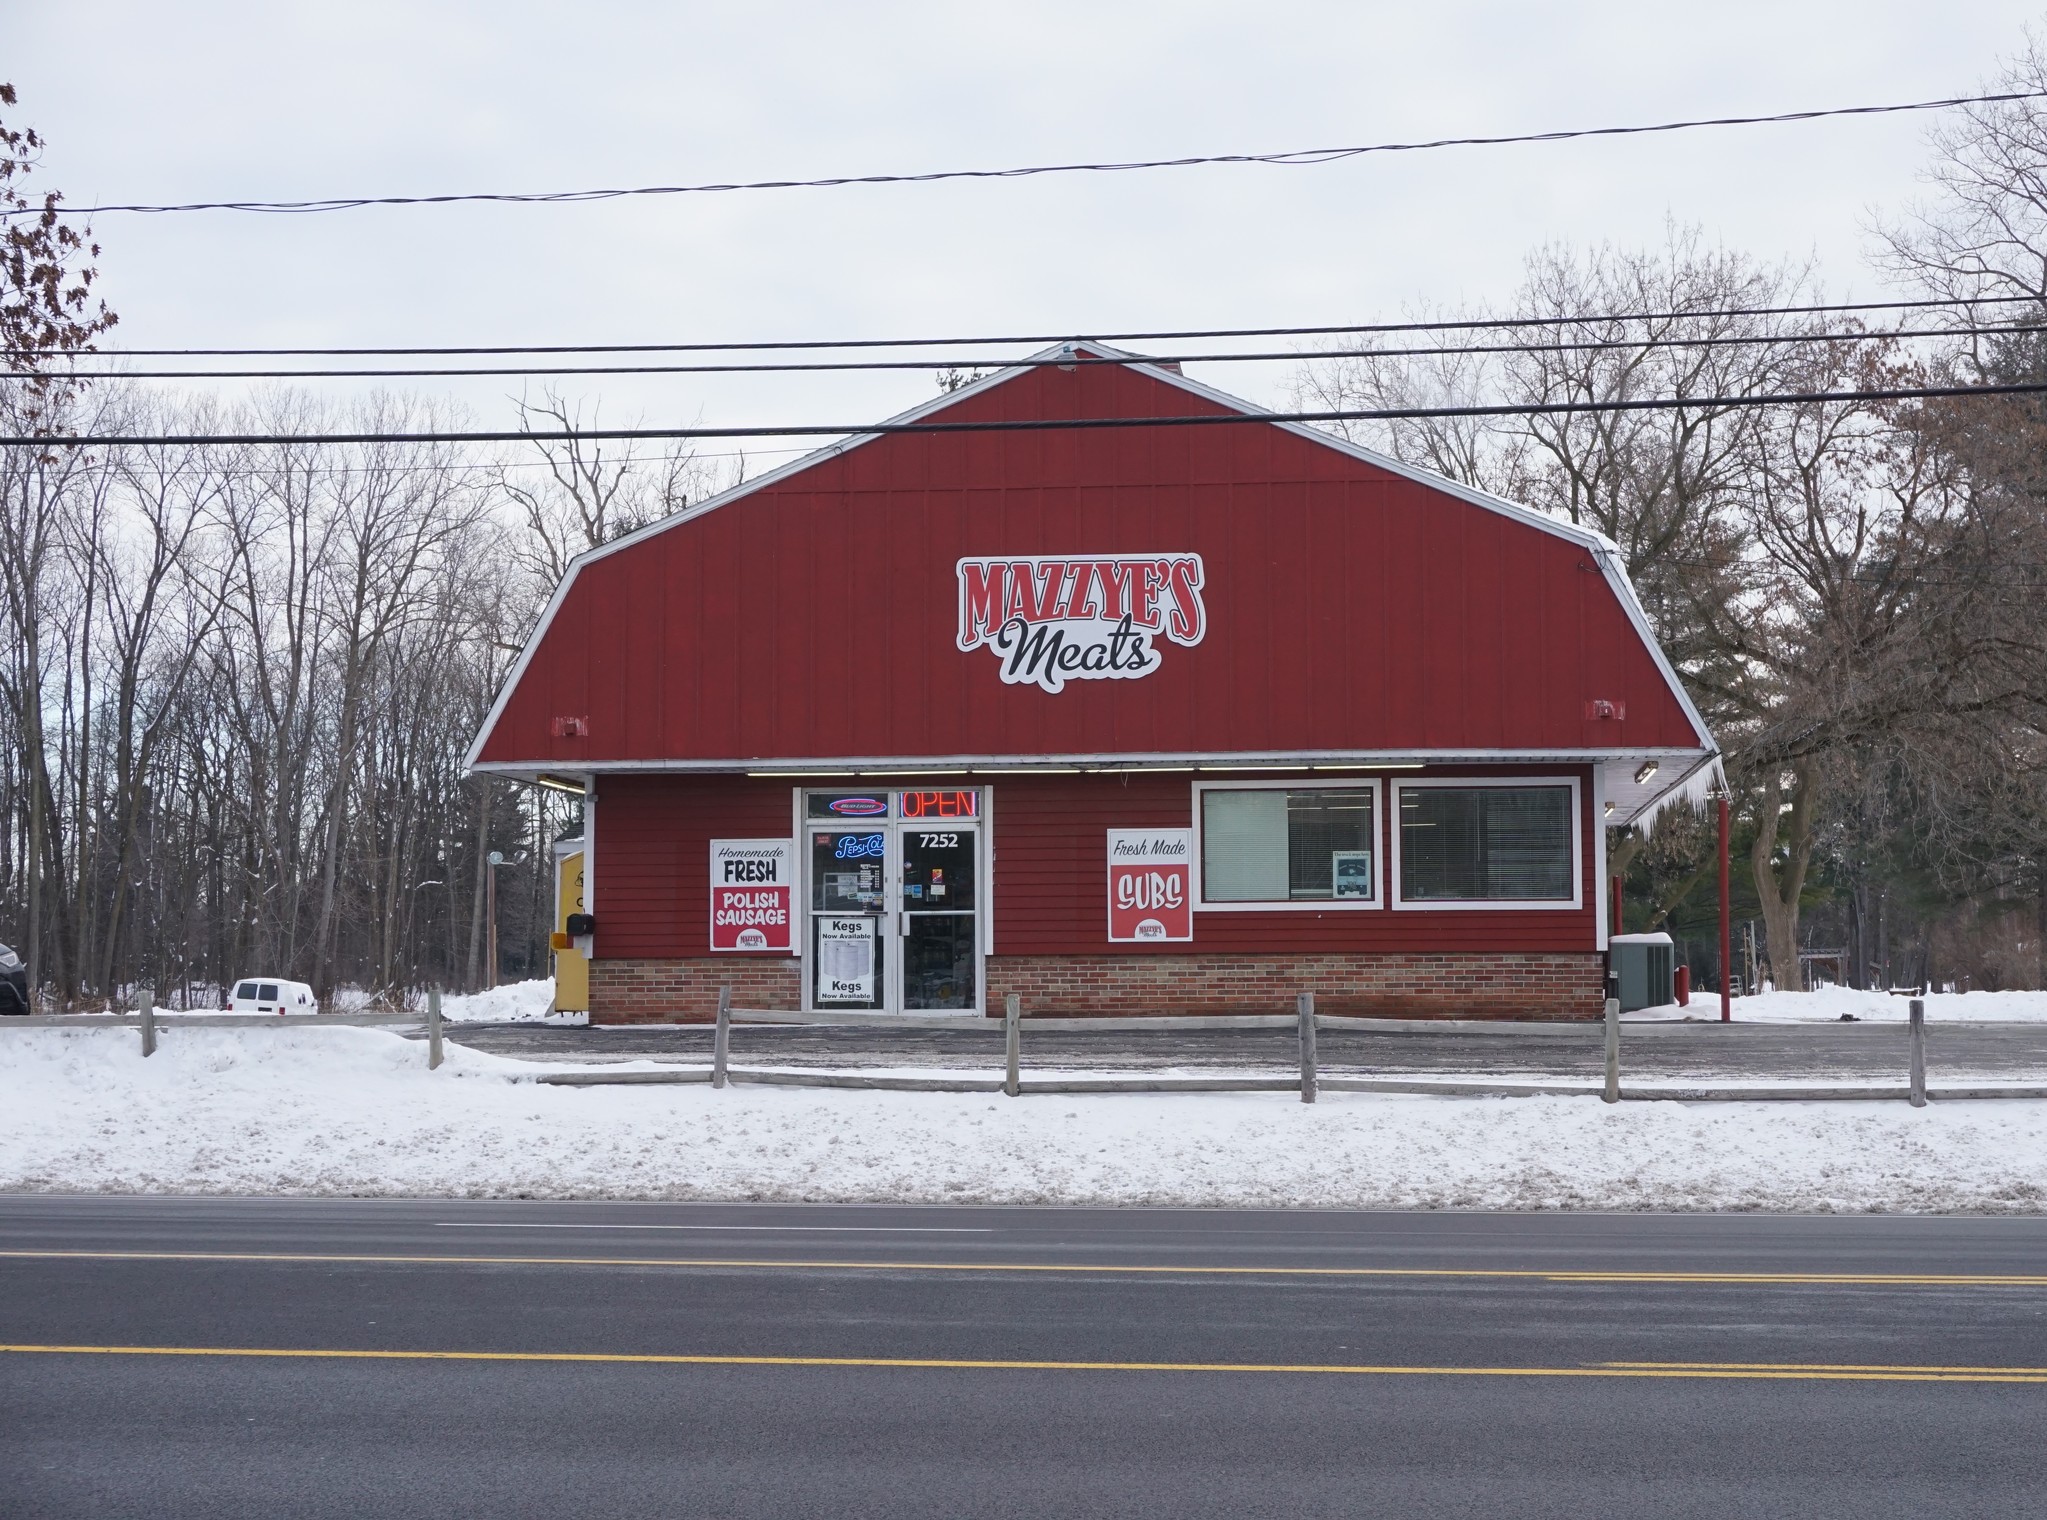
<box><xmin>1390</xmin><ymin>775</ymin><xmax>1582</xmax><ymax>912</ymax></box>
<box><xmin>793</xmin><ymin>786</ymin><xmax>990</xmax><ymax>1013</ymax></box>
<box><xmin>1190</xmin><ymin>778</ymin><xmax>1384</xmax><ymax>912</ymax></box>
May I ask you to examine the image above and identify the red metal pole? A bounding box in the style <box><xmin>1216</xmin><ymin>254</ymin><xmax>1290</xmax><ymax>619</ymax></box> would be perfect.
<box><xmin>1717</xmin><ymin>794</ymin><xmax>1732</xmax><ymax>1022</ymax></box>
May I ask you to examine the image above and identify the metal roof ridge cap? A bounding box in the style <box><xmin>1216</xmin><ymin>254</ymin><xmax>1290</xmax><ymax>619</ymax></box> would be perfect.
<box><xmin>1104</xmin><ymin>350</ymin><xmax>1616</xmax><ymax>553</ymax></box>
<box><xmin>1113</xmin><ymin>351</ymin><xmax>1714</xmax><ymax>752</ymax></box>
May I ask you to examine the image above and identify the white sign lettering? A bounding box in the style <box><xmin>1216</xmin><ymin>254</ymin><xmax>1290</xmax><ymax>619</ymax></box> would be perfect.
<box><xmin>1106</xmin><ymin>828</ymin><xmax>1194</xmax><ymax>942</ymax></box>
<box><xmin>957</xmin><ymin>554</ymin><xmax>1207</xmax><ymax>694</ymax></box>
<box><xmin>709</xmin><ymin>839</ymin><xmax>794</xmax><ymax>952</ymax></box>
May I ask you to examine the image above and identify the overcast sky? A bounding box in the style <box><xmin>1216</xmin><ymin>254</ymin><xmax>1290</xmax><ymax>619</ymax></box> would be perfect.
<box><xmin>9</xmin><ymin>2</ymin><xmax>2045</xmax><ymax>457</ymax></box>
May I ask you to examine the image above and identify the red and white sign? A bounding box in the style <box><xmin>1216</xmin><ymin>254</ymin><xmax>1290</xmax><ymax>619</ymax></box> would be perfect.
<box><xmin>957</xmin><ymin>554</ymin><xmax>1207</xmax><ymax>694</ymax></box>
<box><xmin>709</xmin><ymin>838</ymin><xmax>793</xmax><ymax>952</ymax></box>
<box><xmin>1107</xmin><ymin>828</ymin><xmax>1194</xmax><ymax>943</ymax></box>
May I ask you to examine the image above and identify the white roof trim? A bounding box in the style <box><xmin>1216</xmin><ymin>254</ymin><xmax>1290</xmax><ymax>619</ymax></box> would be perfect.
<box><xmin>467</xmin><ymin>341</ymin><xmax>1717</xmax><ymax>770</ymax></box>
<box><xmin>475</xmin><ymin>744</ymin><xmax>1711</xmax><ymax>780</ymax></box>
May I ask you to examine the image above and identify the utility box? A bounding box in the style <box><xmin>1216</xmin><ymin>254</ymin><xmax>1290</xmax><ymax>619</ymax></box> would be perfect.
<box><xmin>1610</xmin><ymin>933</ymin><xmax>1675</xmax><ymax>1012</ymax></box>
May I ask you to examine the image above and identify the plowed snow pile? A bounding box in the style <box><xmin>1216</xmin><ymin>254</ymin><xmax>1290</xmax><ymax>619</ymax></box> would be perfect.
<box><xmin>4</xmin><ymin>1027</ymin><xmax>2046</xmax><ymax>1211</ymax></box>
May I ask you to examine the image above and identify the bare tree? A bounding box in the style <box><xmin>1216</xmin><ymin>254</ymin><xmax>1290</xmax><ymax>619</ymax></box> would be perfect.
<box><xmin>495</xmin><ymin>390</ymin><xmax>736</xmax><ymax>592</ymax></box>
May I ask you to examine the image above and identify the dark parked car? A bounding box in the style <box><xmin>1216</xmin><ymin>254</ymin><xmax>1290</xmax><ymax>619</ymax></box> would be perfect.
<box><xmin>0</xmin><ymin>942</ymin><xmax>26</xmax><ymax>1015</ymax></box>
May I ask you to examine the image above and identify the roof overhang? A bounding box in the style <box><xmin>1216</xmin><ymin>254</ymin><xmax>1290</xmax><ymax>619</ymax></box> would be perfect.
<box><xmin>476</xmin><ymin>745</ymin><xmax>1721</xmax><ymax>828</ymax></box>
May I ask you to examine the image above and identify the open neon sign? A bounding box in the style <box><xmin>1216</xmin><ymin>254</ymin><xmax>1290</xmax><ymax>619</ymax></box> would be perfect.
<box><xmin>899</xmin><ymin>790</ymin><xmax>978</xmax><ymax>820</ymax></box>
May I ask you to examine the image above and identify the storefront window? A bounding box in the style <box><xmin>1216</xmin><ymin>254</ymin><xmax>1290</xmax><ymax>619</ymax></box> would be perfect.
<box><xmin>1200</xmin><ymin>788</ymin><xmax>1375</xmax><ymax>903</ymax></box>
<box><xmin>1398</xmin><ymin>785</ymin><xmax>1573</xmax><ymax>902</ymax></box>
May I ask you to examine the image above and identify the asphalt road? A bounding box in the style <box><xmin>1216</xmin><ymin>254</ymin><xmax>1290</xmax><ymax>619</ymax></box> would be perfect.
<box><xmin>448</xmin><ymin>1017</ymin><xmax>2047</xmax><ymax>1080</ymax></box>
<box><xmin>6</xmin><ymin>1198</ymin><xmax>2047</xmax><ymax>1517</ymax></box>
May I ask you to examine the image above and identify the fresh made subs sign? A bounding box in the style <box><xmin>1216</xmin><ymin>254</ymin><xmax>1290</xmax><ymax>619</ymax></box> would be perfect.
<box><xmin>1107</xmin><ymin>828</ymin><xmax>1193</xmax><ymax>942</ymax></box>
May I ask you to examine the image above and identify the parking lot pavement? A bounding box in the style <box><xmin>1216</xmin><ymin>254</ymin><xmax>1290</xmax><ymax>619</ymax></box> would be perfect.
<box><xmin>440</xmin><ymin>1018</ymin><xmax>2047</xmax><ymax>1080</ymax></box>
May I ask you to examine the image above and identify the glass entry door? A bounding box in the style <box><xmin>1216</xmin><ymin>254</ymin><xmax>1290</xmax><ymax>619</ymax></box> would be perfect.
<box><xmin>808</xmin><ymin>817</ymin><xmax>888</xmax><ymax>1009</ymax></box>
<box><xmin>804</xmin><ymin>790</ymin><xmax>983</xmax><ymax>1013</ymax></box>
<box><xmin>899</xmin><ymin>824</ymin><xmax>977</xmax><ymax>1010</ymax></box>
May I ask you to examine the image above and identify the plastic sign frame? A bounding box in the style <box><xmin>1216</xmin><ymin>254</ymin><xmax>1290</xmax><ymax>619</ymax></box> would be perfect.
<box><xmin>709</xmin><ymin>838</ymin><xmax>795</xmax><ymax>952</ymax></box>
<box><xmin>1106</xmin><ymin>828</ymin><xmax>1195</xmax><ymax>943</ymax></box>
<box><xmin>957</xmin><ymin>554</ymin><xmax>1207</xmax><ymax>694</ymax></box>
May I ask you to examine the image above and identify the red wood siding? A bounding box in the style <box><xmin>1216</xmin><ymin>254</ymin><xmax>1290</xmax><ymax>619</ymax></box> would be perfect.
<box><xmin>478</xmin><ymin>360</ymin><xmax>1701</xmax><ymax>768</ymax></box>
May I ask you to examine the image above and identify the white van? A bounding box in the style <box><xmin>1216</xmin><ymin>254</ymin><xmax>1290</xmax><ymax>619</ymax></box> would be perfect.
<box><xmin>226</xmin><ymin>978</ymin><xmax>319</xmax><ymax>1014</ymax></box>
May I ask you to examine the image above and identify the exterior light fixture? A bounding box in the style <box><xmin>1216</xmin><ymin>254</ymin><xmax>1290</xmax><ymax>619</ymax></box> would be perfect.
<box><xmin>1634</xmin><ymin>761</ymin><xmax>1659</xmax><ymax>785</ymax></box>
<box><xmin>535</xmin><ymin>774</ymin><xmax>587</xmax><ymax>796</ymax></box>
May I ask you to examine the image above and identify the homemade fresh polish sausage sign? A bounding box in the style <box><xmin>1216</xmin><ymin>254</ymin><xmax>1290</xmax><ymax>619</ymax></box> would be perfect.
<box><xmin>957</xmin><ymin>555</ymin><xmax>1206</xmax><ymax>694</ymax></box>
<box><xmin>709</xmin><ymin>838</ymin><xmax>793</xmax><ymax>952</ymax></box>
<box><xmin>1106</xmin><ymin>828</ymin><xmax>1194</xmax><ymax>942</ymax></box>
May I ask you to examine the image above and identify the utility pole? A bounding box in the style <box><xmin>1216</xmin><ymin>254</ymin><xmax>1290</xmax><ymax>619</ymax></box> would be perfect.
<box><xmin>486</xmin><ymin>850</ymin><xmax>503</xmax><ymax>990</ymax></box>
<box><xmin>1717</xmin><ymin>792</ymin><xmax>1732</xmax><ymax>1022</ymax></box>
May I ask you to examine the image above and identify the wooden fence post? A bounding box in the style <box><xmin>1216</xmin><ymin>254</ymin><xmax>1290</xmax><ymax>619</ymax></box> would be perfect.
<box><xmin>713</xmin><ymin>985</ymin><xmax>732</xmax><ymax>1089</ymax></box>
<box><xmin>139</xmin><ymin>998</ymin><xmax>157</xmax><ymax>1059</ymax></box>
<box><xmin>1908</xmin><ymin>998</ymin><xmax>1927</xmax><ymax>1108</ymax></box>
<box><xmin>1603</xmin><ymin>996</ymin><xmax>1621</xmax><ymax>1104</ymax></box>
<box><xmin>428</xmin><ymin>986</ymin><xmax>444</xmax><ymax>1071</ymax></box>
<box><xmin>1004</xmin><ymin>993</ymin><xmax>1021</xmax><ymax>1097</ymax></box>
<box><xmin>1298</xmin><ymin>991</ymin><xmax>1317</xmax><ymax>1104</ymax></box>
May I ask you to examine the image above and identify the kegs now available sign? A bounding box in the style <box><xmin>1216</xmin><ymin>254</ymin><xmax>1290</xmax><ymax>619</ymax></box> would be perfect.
<box><xmin>1107</xmin><ymin>828</ymin><xmax>1194</xmax><ymax>943</ymax></box>
<box><xmin>709</xmin><ymin>839</ymin><xmax>793</xmax><ymax>952</ymax></box>
<box><xmin>957</xmin><ymin>554</ymin><xmax>1207</xmax><ymax>694</ymax></box>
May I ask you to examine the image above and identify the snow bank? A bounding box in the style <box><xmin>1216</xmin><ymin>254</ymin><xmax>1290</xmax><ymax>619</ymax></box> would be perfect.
<box><xmin>438</xmin><ymin>979</ymin><xmax>566</xmax><ymax>1024</ymax></box>
<box><xmin>1632</xmin><ymin>986</ymin><xmax>2047</xmax><ymax>1024</ymax></box>
<box><xmin>4</xmin><ymin>1027</ymin><xmax>2046</xmax><ymax>1212</ymax></box>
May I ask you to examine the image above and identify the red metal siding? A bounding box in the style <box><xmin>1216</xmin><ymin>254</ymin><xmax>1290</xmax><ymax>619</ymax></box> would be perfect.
<box><xmin>479</xmin><ymin>361</ymin><xmax>1699</xmax><ymax>767</ymax></box>
<box><xmin>991</xmin><ymin>769</ymin><xmax>1596</xmax><ymax>956</ymax></box>
<box><xmin>592</xmin><ymin>775</ymin><xmax>792</xmax><ymax>960</ymax></box>
<box><xmin>592</xmin><ymin>771</ymin><xmax>1595</xmax><ymax>962</ymax></box>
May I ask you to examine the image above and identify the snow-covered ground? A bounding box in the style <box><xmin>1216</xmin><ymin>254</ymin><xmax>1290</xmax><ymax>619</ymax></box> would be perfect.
<box><xmin>437</xmin><ymin>979</ymin><xmax>571</xmax><ymax>1024</ymax></box>
<box><xmin>1633</xmin><ymin>986</ymin><xmax>2047</xmax><ymax>1023</ymax></box>
<box><xmin>4</xmin><ymin>1025</ymin><xmax>2046</xmax><ymax>1211</ymax></box>
<box><xmin>133</xmin><ymin>977</ymin><xmax>2047</xmax><ymax>1027</ymax></box>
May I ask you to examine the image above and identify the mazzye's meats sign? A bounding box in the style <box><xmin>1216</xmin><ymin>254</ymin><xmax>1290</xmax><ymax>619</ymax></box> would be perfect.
<box><xmin>957</xmin><ymin>554</ymin><xmax>1207</xmax><ymax>693</ymax></box>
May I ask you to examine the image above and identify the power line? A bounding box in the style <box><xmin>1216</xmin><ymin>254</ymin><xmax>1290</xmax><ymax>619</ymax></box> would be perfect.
<box><xmin>15</xmin><ymin>294</ymin><xmax>2041</xmax><ymax>359</ymax></box>
<box><xmin>14</xmin><ymin>91</ymin><xmax>2034</xmax><ymax>218</ymax></box>
<box><xmin>35</xmin><ymin>322</ymin><xmax>2047</xmax><ymax>383</ymax></box>
<box><xmin>8</xmin><ymin>380</ymin><xmax>2046</xmax><ymax>448</ymax></box>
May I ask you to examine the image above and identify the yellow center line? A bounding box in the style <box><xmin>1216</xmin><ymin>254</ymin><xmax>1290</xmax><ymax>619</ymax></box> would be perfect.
<box><xmin>1</xmin><ymin>1249</ymin><xmax>2044</xmax><ymax>1288</ymax></box>
<box><xmin>1596</xmin><ymin>1366</ymin><xmax>2047</xmax><ymax>1382</ymax></box>
<box><xmin>3</xmin><ymin>1344</ymin><xmax>2045</xmax><ymax>1382</ymax></box>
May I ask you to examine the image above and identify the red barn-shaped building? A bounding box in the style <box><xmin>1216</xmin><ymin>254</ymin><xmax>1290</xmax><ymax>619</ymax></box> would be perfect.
<box><xmin>469</xmin><ymin>344</ymin><xmax>1718</xmax><ymax>1022</ymax></box>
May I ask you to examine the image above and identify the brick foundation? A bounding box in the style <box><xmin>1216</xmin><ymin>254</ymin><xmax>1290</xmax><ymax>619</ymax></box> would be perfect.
<box><xmin>590</xmin><ymin>958</ymin><xmax>801</xmax><ymax>1024</ymax></box>
<box><xmin>591</xmin><ymin>951</ymin><xmax>1604</xmax><ymax>1022</ymax></box>
<box><xmin>986</xmin><ymin>953</ymin><xmax>1604</xmax><ymax>1021</ymax></box>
